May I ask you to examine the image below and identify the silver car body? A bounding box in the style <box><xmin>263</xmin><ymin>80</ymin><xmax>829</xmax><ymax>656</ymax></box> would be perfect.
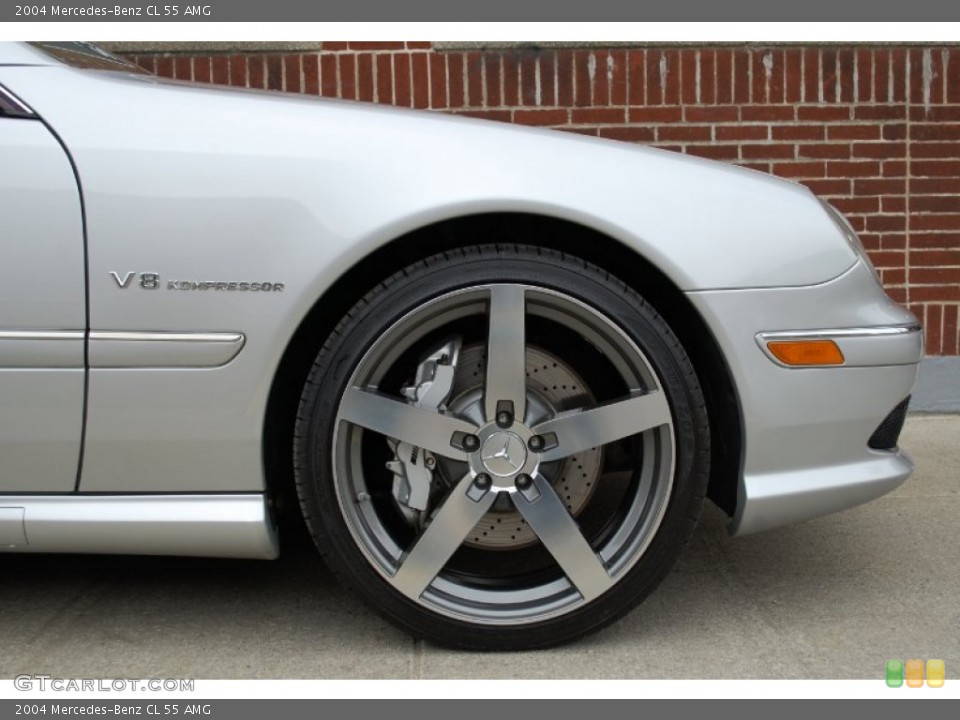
<box><xmin>0</xmin><ymin>42</ymin><xmax>921</xmax><ymax>558</ymax></box>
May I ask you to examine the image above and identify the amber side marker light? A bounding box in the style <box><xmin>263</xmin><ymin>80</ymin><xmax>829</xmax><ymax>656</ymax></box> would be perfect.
<box><xmin>767</xmin><ymin>340</ymin><xmax>845</xmax><ymax>366</ymax></box>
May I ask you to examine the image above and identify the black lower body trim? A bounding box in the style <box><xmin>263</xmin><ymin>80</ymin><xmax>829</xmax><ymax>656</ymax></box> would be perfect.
<box><xmin>869</xmin><ymin>397</ymin><xmax>910</xmax><ymax>450</ymax></box>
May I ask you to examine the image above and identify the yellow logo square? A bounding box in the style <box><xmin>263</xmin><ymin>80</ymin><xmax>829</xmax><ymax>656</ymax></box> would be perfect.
<box><xmin>927</xmin><ymin>659</ymin><xmax>945</xmax><ymax>688</ymax></box>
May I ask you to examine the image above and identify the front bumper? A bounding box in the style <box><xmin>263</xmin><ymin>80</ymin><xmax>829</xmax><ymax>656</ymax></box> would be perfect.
<box><xmin>687</xmin><ymin>260</ymin><xmax>922</xmax><ymax>536</ymax></box>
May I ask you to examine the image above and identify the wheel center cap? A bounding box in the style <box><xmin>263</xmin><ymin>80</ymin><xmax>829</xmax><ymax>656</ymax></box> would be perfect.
<box><xmin>480</xmin><ymin>432</ymin><xmax>528</xmax><ymax>477</ymax></box>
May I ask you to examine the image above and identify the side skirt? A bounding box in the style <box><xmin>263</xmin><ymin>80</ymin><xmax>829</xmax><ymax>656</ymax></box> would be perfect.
<box><xmin>0</xmin><ymin>494</ymin><xmax>278</xmax><ymax>559</ymax></box>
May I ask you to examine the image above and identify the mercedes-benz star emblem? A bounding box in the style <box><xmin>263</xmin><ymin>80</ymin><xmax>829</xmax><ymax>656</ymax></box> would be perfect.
<box><xmin>480</xmin><ymin>432</ymin><xmax>528</xmax><ymax>477</ymax></box>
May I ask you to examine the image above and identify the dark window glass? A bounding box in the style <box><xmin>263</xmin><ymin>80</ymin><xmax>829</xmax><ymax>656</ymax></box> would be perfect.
<box><xmin>0</xmin><ymin>85</ymin><xmax>35</xmax><ymax>118</ymax></box>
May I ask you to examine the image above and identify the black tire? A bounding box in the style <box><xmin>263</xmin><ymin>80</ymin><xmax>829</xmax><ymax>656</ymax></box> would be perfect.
<box><xmin>294</xmin><ymin>245</ymin><xmax>709</xmax><ymax>650</ymax></box>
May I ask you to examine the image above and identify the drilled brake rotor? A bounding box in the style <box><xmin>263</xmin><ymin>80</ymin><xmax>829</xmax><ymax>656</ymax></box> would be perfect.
<box><xmin>441</xmin><ymin>344</ymin><xmax>603</xmax><ymax>550</ymax></box>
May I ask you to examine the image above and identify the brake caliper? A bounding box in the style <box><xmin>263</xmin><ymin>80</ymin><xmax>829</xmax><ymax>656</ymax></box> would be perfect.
<box><xmin>386</xmin><ymin>337</ymin><xmax>461</xmax><ymax>527</ymax></box>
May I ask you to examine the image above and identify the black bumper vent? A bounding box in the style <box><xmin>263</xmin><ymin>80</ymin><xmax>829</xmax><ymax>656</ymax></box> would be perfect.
<box><xmin>868</xmin><ymin>397</ymin><xmax>910</xmax><ymax>450</ymax></box>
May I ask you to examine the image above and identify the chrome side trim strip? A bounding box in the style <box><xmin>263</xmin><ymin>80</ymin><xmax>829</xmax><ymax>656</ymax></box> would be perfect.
<box><xmin>0</xmin><ymin>330</ymin><xmax>84</xmax><ymax>368</ymax></box>
<box><xmin>756</xmin><ymin>324</ymin><xmax>923</xmax><ymax>368</ymax></box>
<box><xmin>0</xmin><ymin>330</ymin><xmax>246</xmax><ymax>369</ymax></box>
<box><xmin>759</xmin><ymin>324</ymin><xmax>921</xmax><ymax>340</ymax></box>
<box><xmin>88</xmin><ymin>331</ymin><xmax>246</xmax><ymax>368</ymax></box>
<box><xmin>0</xmin><ymin>330</ymin><xmax>85</xmax><ymax>341</ymax></box>
<box><xmin>0</xmin><ymin>494</ymin><xmax>278</xmax><ymax>559</ymax></box>
<box><xmin>90</xmin><ymin>331</ymin><xmax>245</xmax><ymax>343</ymax></box>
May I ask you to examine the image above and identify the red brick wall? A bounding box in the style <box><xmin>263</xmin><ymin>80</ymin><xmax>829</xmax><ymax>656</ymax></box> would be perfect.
<box><xmin>127</xmin><ymin>42</ymin><xmax>960</xmax><ymax>356</ymax></box>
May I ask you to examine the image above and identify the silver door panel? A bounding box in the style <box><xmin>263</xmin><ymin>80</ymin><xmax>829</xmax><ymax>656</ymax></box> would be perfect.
<box><xmin>0</xmin><ymin>119</ymin><xmax>85</xmax><ymax>492</ymax></box>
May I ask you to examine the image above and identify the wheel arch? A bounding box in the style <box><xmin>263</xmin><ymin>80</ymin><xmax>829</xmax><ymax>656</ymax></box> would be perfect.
<box><xmin>263</xmin><ymin>212</ymin><xmax>743</xmax><ymax>538</ymax></box>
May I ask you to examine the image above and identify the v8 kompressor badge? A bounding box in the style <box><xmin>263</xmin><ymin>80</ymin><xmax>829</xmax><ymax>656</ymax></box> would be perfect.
<box><xmin>110</xmin><ymin>272</ymin><xmax>285</xmax><ymax>292</ymax></box>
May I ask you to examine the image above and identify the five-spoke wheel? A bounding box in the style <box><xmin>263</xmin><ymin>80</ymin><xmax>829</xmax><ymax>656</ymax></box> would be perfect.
<box><xmin>295</xmin><ymin>245</ymin><xmax>709</xmax><ymax>649</ymax></box>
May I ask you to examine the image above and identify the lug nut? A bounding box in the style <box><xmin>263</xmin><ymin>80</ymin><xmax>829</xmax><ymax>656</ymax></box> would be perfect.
<box><xmin>528</xmin><ymin>435</ymin><xmax>544</xmax><ymax>452</ymax></box>
<box><xmin>462</xmin><ymin>434</ymin><xmax>480</xmax><ymax>451</ymax></box>
<box><xmin>494</xmin><ymin>400</ymin><xmax>515</xmax><ymax>428</ymax></box>
<box><xmin>475</xmin><ymin>473</ymin><xmax>492</xmax><ymax>490</ymax></box>
<box><xmin>515</xmin><ymin>474</ymin><xmax>533</xmax><ymax>490</ymax></box>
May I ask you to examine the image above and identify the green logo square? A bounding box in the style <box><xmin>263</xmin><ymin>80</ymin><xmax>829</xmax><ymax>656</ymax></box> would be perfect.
<box><xmin>886</xmin><ymin>659</ymin><xmax>904</xmax><ymax>687</ymax></box>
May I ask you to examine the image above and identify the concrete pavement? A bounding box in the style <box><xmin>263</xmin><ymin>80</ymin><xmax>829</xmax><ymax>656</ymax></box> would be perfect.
<box><xmin>1</xmin><ymin>414</ymin><xmax>957</xmax><ymax>679</ymax></box>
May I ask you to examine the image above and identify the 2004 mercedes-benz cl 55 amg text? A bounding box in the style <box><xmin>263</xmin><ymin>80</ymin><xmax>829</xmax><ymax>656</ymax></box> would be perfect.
<box><xmin>0</xmin><ymin>42</ymin><xmax>922</xmax><ymax>649</ymax></box>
